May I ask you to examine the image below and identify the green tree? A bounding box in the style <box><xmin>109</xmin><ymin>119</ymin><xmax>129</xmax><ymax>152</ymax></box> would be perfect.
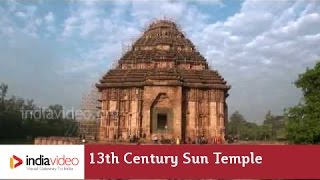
<box><xmin>263</xmin><ymin>110</ymin><xmax>285</xmax><ymax>140</ymax></box>
<box><xmin>228</xmin><ymin>111</ymin><xmax>261</xmax><ymax>141</ymax></box>
<box><xmin>241</xmin><ymin>121</ymin><xmax>259</xmax><ymax>140</ymax></box>
<box><xmin>0</xmin><ymin>83</ymin><xmax>8</xmax><ymax>109</ymax></box>
<box><xmin>0</xmin><ymin>83</ymin><xmax>78</xmax><ymax>143</ymax></box>
<box><xmin>285</xmin><ymin>61</ymin><xmax>320</xmax><ymax>144</ymax></box>
<box><xmin>257</xmin><ymin>124</ymin><xmax>272</xmax><ymax>141</ymax></box>
<box><xmin>48</xmin><ymin>104</ymin><xmax>64</xmax><ymax>120</ymax></box>
<box><xmin>228</xmin><ymin>111</ymin><xmax>246</xmax><ymax>138</ymax></box>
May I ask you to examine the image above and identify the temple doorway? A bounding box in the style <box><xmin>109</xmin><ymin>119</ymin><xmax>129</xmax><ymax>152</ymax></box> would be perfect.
<box><xmin>150</xmin><ymin>93</ymin><xmax>173</xmax><ymax>137</ymax></box>
<box><xmin>157</xmin><ymin>113</ymin><xmax>168</xmax><ymax>130</ymax></box>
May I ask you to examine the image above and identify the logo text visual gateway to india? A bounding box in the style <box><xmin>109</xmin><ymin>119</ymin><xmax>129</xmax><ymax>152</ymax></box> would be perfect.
<box><xmin>10</xmin><ymin>155</ymin><xmax>23</xmax><ymax>169</ymax></box>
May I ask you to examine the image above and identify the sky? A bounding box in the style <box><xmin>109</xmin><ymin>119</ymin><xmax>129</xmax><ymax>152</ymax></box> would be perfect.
<box><xmin>0</xmin><ymin>0</ymin><xmax>320</xmax><ymax>123</ymax></box>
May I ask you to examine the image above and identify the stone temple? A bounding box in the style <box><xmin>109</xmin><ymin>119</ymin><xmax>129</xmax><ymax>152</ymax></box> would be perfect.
<box><xmin>96</xmin><ymin>19</ymin><xmax>230</xmax><ymax>143</ymax></box>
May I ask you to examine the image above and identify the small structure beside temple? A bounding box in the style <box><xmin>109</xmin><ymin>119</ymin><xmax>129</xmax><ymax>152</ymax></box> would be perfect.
<box><xmin>96</xmin><ymin>19</ymin><xmax>230</xmax><ymax>143</ymax></box>
<box><xmin>34</xmin><ymin>137</ymin><xmax>80</xmax><ymax>145</ymax></box>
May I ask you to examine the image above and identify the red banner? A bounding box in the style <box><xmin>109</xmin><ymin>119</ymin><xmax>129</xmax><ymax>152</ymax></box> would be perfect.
<box><xmin>85</xmin><ymin>145</ymin><xmax>320</xmax><ymax>179</ymax></box>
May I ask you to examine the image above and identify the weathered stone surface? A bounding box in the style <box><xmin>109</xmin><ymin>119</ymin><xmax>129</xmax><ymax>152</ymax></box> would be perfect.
<box><xmin>34</xmin><ymin>137</ymin><xmax>79</xmax><ymax>145</ymax></box>
<box><xmin>96</xmin><ymin>19</ymin><xmax>230</xmax><ymax>143</ymax></box>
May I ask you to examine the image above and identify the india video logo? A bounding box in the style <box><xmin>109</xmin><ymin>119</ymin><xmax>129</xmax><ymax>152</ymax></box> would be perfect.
<box><xmin>26</xmin><ymin>155</ymin><xmax>79</xmax><ymax>166</ymax></box>
<box><xmin>10</xmin><ymin>155</ymin><xmax>23</xmax><ymax>169</ymax></box>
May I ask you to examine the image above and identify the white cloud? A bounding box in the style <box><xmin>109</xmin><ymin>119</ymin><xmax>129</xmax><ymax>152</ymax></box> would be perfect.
<box><xmin>15</xmin><ymin>11</ymin><xmax>27</xmax><ymax>18</ymax></box>
<box><xmin>190</xmin><ymin>0</ymin><xmax>224</xmax><ymax>6</ymax></box>
<box><xmin>6</xmin><ymin>0</ymin><xmax>19</xmax><ymax>12</ymax></box>
<box><xmin>1</xmin><ymin>0</ymin><xmax>320</xmax><ymax>121</ymax></box>
<box><xmin>44</xmin><ymin>12</ymin><xmax>55</xmax><ymax>23</ymax></box>
<box><xmin>25</xmin><ymin>5</ymin><xmax>37</xmax><ymax>17</ymax></box>
<box><xmin>62</xmin><ymin>2</ymin><xmax>105</xmax><ymax>38</ymax></box>
<box><xmin>192</xmin><ymin>0</ymin><xmax>320</xmax><ymax>120</ymax></box>
<box><xmin>62</xmin><ymin>16</ymin><xmax>78</xmax><ymax>37</ymax></box>
<box><xmin>1</xmin><ymin>3</ymin><xmax>44</xmax><ymax>38</ymax></box>
<box><xmin>57</xmin><ymin>0</ymin><xmax>320</xmax><ymax>121</ymax></box>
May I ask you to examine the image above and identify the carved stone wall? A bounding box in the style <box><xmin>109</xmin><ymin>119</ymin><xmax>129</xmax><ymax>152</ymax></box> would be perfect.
<box><xmin>98</xmin><ymin>87</ymin><xmax>143</xmax><ymax>141</ymax></box>
<box><xmin>98</xmin><ymin>86</ymin><xmax>227</xmax><ymax>143</ymax></box>
<box><xmin>185</xmin><ymin>88</ymin><xmax>226</xmax><ymax>141</ymax></box>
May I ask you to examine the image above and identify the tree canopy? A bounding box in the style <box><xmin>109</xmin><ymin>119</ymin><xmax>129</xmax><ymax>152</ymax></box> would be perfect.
<box><xmin>227</xmin><ymin>110</ymin><xmax>285</xmax><ymax>142</ymax></box>
<box><xmin>285</xmin><ymin>61</ymin><xmax>320</xmax><ymax>144</ymax></box>
<box><xmin>0</xmin><ymin>83</ymin><xmax>78</xmax><ymax>144</ymax></box>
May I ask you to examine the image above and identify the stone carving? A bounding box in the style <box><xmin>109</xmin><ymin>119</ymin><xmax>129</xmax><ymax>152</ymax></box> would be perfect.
<box><xmin>152</xmin><ymin>93</ymin><xmax>171</xmax><ymax>108</ymax></box>
<box><xmin>187</xmin><ymin>89</ymin><xmax>196</xmax><ymax>101</ymax></box>
<box><xmin>110</xmin><ymin>88</ymin><xmax>118</xmax><ymax>100</ymax></box>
